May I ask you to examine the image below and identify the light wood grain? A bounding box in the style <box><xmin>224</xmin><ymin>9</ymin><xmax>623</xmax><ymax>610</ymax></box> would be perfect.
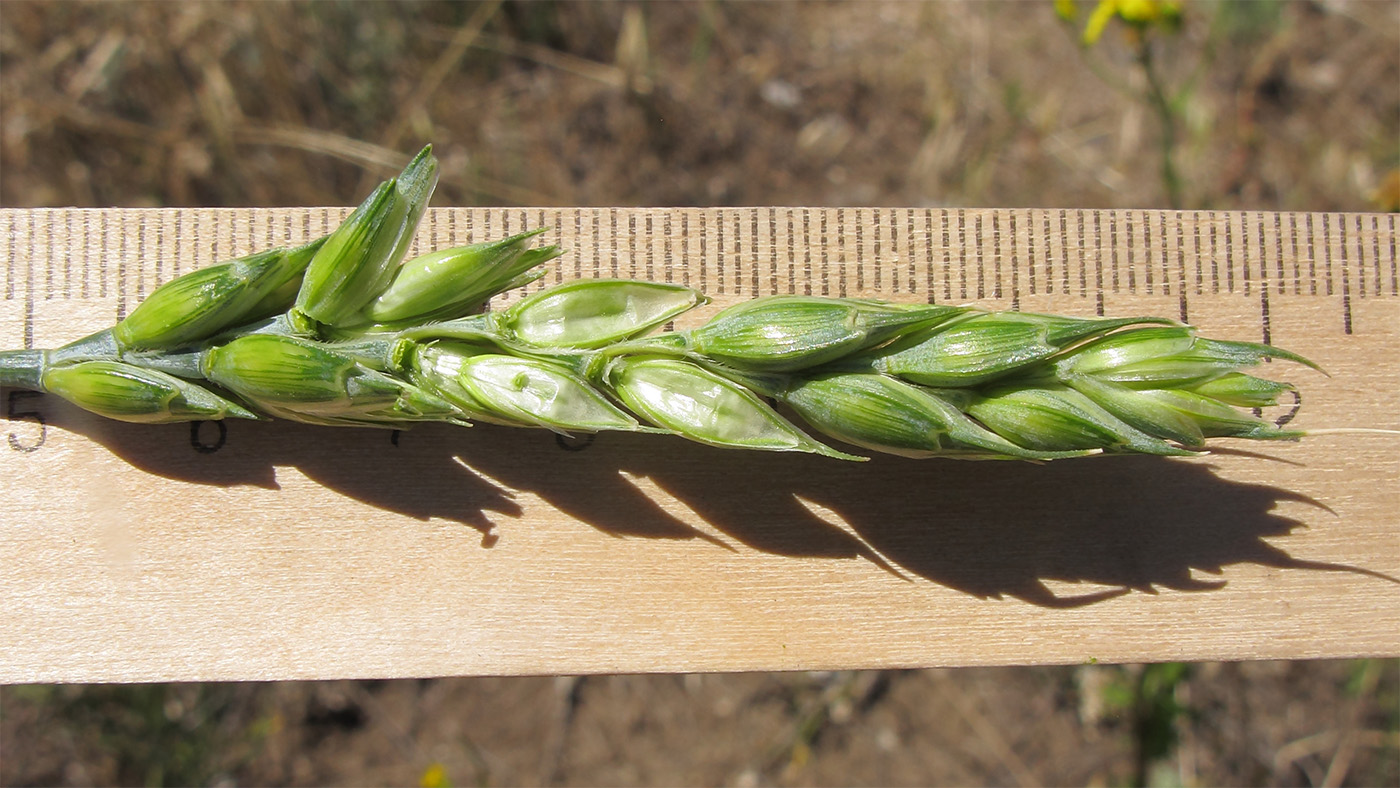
<box><xmin>1</xmin><ymin>207</ymin><xmax>1397</xmax><ymax>684</ymax></box>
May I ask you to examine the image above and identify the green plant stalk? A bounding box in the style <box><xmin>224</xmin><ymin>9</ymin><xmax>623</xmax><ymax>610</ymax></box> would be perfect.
<box><xmin>1136</xmin><ymin>36</ymin><xmax>1184</xmax><ymax>210</ymax></box>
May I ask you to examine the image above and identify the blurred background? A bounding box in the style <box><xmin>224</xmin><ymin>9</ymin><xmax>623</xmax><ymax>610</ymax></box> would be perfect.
<box><xmin>1</xmin><ymin>1</ymin><xmax>1397</xmax><ymax>785</ymax></box>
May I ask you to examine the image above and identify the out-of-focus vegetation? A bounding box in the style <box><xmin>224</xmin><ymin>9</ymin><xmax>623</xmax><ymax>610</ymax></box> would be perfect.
<box><xmin>1</xmin><ymin>1</ymin><xmax>1397</xmax><ymax>786</ymax></box>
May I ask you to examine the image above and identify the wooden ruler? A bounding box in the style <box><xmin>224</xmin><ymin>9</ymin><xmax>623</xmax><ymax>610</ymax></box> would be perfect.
<box><xmin>1</xmin><ymin>207</ymin><xmax>1396</xmax><ymax>683</ymax></box>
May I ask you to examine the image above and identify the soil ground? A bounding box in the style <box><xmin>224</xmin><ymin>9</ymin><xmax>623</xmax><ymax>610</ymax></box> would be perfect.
<box><xmin>1</xmin><ymin>2</ymin><xmax>1398</xmax><ymax>786</ymax></box>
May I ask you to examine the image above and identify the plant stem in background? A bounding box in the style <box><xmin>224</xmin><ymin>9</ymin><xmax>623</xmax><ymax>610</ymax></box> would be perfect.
<box><xmin>1136</xmin><ymin>38</ymin><xmax>1184</xmax><ymax>210</ymax></box>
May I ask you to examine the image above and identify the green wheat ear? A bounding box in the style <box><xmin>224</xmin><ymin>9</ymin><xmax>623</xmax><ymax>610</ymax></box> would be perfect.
<box><xmin>1</xmin><ymin>141</ymin><xmax>1363</xmax><ymax>462</ymax></box>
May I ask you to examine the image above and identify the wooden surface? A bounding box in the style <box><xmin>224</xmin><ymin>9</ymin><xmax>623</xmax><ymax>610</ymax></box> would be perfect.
<box><xmin>1</xmin><ymin>207</ymin><xmax>1397</xmax><ymax>684</ymax></box>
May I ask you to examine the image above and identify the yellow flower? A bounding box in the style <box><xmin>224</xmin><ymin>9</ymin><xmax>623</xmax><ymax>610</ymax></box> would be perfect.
<box><xmin>1080</xmin><ymin>0</ymin><xmax>1183</xmax><ymax>44</ymax></box>
<box><xmin>419</xmin><ymin>762</ymin><xmax>451</xmax><ymax>788</ymax></box>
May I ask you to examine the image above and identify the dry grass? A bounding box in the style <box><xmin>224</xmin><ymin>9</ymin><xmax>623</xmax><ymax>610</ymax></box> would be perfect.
<box><xmin>1</xmin><ymin>1</ymin><xmax>1398</xmax><ymax>786</ymax></box>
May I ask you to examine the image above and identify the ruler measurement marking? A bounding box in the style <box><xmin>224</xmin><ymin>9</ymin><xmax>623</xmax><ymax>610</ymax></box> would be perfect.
<box><xmin>699</xmin><ymin>212</ymin><xmax>709</xmax><ymax>292</ymax></box>
<box><xmin>98</xmin><ymin>213</ymin><xmax>108</xmax><ymax>299</ymax></box>
<box><xmin>680</xmin><ymin>213</ymin><xmax>691</xmax><ymax>288</ymax></box>
<box><xmin>748</xmin><ymin>211</ymin><xmax>759</xmax><ymax>298</ymax></box>
<box><xmin>1338</xmin><ymin>214</ymin><xmax>1353</xmax><ymax>334</ymax></box>
<box><xmin>1239</xmin><ymin>213</ymin><xmax>1251</xmax><ymax>297</ymax></box>
<box><xmin>1009</xmin><ymin>212</ymin><xmax>1021</xmax><ymax>310</ymax></box>
<box><xmin>264</xmin><ymin>209</ymin><xmax>276</xmax><ymax>266</ymax></box>
<box><xmin>976</xmin><ymin>213</ymin><xmax>987</xmax><ymax>300</ymax></box>
<box><xmin>816</xmin><ymin>210</ymin><xmax>827</xmax><ymax>297</ymax></box>
<box><xmin>43</xmin><ymin>212</ymin><xmax>54</xmax><ymax>301</ymax></box>
<box><xmin>644</xmin><ymin>214</ymin><xmax>654</xmax><ymax>283</ymax></box>
<box><xmin>872</xmin><ymin>208</ymin><xmax>882</xmax><ymax>291</ymax></box>
<box><xmin>1352</xmin><ymin>213</ymin><xmax>1365</xmax><ymax>299</ymax></box>
<box><xmin>593</xmin><ymin>211</ymin><xmax>602</xmax><ymax>281</ymax></box>
<box><xmin>1390</xmin><ymin>214</ymin><xmax>1397</xmax><ymax>296</ymax></box>
<box><xmin>1368</xmin><ymin>214</ymin><xmax>1380</xmax><ymax>297</ymax></box>
<box><xmin>942</xmin><ymin>209</ymin><xmax>953</xmax><ymax>301</ymax></box>
<box><xmin>1156</xmin><ymin>212</ymin><xmax>1170</xmax><ymax>297</ymax></box>
<box><xmin>764</xmin><ymin>209</ymin><xmax>775</xmax><ymax>296</ymax></box>
<box><xmin>960</xmin><ymin>212</ymin><xmax>971</xmax><ymax>301</ymax></box>
<box><xmin>1075</xmin><ymin>210</ymin><xmax>1086</xmax><ymax>300</ymax></box>
<box><xmin>1199</xmin><ymin>213</ymin><xmax>1210</xmax><ymax>295</ymax></box>
<box><xmin>1291</xmin><ymin>213</ymin><xmax>1303</xmax><ymax>295</ymax></box>
<box><xmin>715</xmin><ymin>210</ymin><xmax>725</xmax><ymax>294</ymax></box>
<box><xmin>116</xmin><ymin>213</ymin><xmax>128</xmax><ymax>321</ymax></box>
<box><xmin>1139</xmin><ymin>210</ymin><xmax>1153</xmax><ymax>294</ymax></box>
<box><xmin>853</xmin><ymin>208</ymin><xmax>864</xmax><ymax>293</ymax></box>
<box><xmin>136</xmin><ymin>215</ymin><xmax>149</xmax><ymax>302</ymax></box>
<box><xmin>1109</xmin><ymin>211</ymin><xmax>1120</xmax><ymax>294</ymax></box>
<box><xmin>63</xmin><ymin>211</ymin><xmax>74</xmax><ymax>299</ymax></box>
<box><xmin>3</xmin><ymin>214</ymin><xmax>14</xmax><ymax>301</ymax></box>
<box><xmin>572</xmin><ymin>211</ymin><xmax>582</xmax><ymax>282</ymax></box>
<box><xmin>902</xmin><ymin>209</ymin><xmax>913</xmax><ymax>295</ymax></box>
<box><xmin>1092</xmin><ymin>211</ymin><xmax>1103</xmax><ymax>315</ymax></box>
<box><xmin>1224</xmin><ymin>214</ymin><xmax>1236</xmax><ymax>294</ymax></box>
<box><xmin>1257</xmin><ymin>211</ymin><xmax>1272</xmax><ymax>347</ymax></box>
<box><xmin>992</xmin><ymin>213</ymin><xmax>1003</xmax><ymax>300</ymax></box>
<box><xmin>1322</xmin><ymin>214</ymin><xmax>1335</xmax><ymax>296</ymax></box>
<box><xmin>662</xmin><ymin>213</ymin><xmax>673</xmax><ymax>285</ymax></box>
<box><xmin>80</xmin><ymin>212</ymin><xmax>92</xmax><ymax>300</ymax></box>
<box><xmin>1057</xmin><ymin>211</ymin><xmax>1069</xmax><ymax>295</ymax></box>
<box><xmin>804</xmin><ymin>209</ymin><xmax>814</xmax><ymax>296</ymax></box>
<box><xmin>785</xmin><ymin>210</ymin><xmax>796</xmax><ymax>294</ymax></box>
<box><xmin>1175</xmin><ymin>213</ymin><xmax>1188</xmax><ymax>319</ymax></box>
<box><xmin>24</xmin><ymin>213</ymin><xmax>35</xmax><ymax>348</ymax></box>
<box><xmin>627</xmin><ymin>213</ymin><xmax>638</xmax><ymax>281</ymax></box>
<box><xmin>1123</xmin><ymin>213</ymin><xmax>1135</xmax><ymax>294</ymax></box>
<box><xmin>610</xmin><ymin>211</ymin><xmax>620</xmax><ymax>280</ymax></box>
<box><xmin>1273</xmin><ymin>213</ymin><xmax>1285</xmax><ymax>295</ymax></box>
